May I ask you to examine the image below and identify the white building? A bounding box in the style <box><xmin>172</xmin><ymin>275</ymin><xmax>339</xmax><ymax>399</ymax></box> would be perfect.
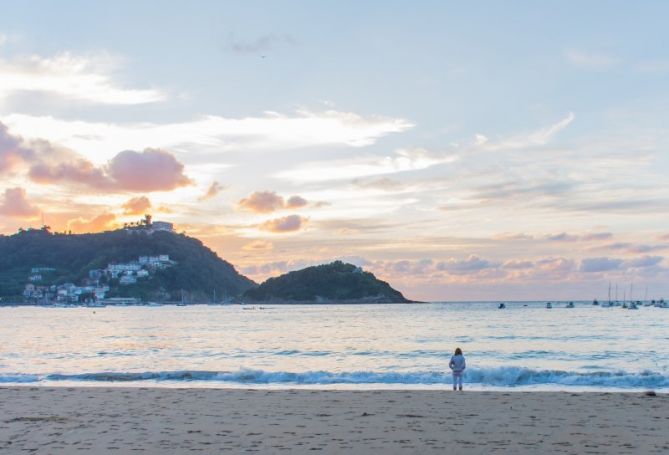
<box><xmin>107</xmin><ymin>263</ymin><xmax>142</xmax><ymax>278</ymax></box>
<box><xmin>138</xmin><ymin>255</ymin><xmax>171</xmax><ymax>268</ymax></box>
<box><xmin>119</xmin><ymin>275</ymin><xmax>138</xmax><ymax>285</ymax></box>
<box><xmin>152</xmin><ymin>221</ymin><xmax>174</xmax><ymax>232</ymax></box>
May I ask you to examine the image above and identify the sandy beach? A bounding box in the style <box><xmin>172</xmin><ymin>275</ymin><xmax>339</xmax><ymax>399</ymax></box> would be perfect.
<box><xmin>0</xmin><ymin>387</ymin><xmax>667</xmax><ymax>454</ymax></box>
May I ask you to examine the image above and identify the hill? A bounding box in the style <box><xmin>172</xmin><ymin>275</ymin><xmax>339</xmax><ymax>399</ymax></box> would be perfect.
<box><xmin>0</xmin><ymin>227</ymin><xmax>255</xmax><ymax>302</ymax></box>
<box><xmin>243</xmin><ymin>261</ymin><xmax>412</xmax><ymax>303</ymax></box>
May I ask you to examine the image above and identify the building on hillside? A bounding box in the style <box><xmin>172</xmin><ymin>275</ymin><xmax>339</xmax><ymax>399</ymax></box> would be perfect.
<box><xmin>152</xmin><ymin>221</ymin><xmax>174</xmax><ymax>232</ymax></box>
<box><xmin>119</xmin><ymin>275</ymin><xmax>138</xmax><ymax>285</ymax></box>
<box><xmin>138</xmin><ymin>255</ymin><xmax>172</xmax><ymax>268</ymax></box>
<box><xmin>89</xmin><ymin>269</ymin><xmax>103</xmax><ymax>281</ymax></box>
<box><xmin>107</xmin><ymin>263</ymin><xmax>142</xmax><ymax>278</ymax></box>
<box><xmin>124</xmin><ymin>215</ymin><xmax>174</xmax><ymax>234</ymax></box>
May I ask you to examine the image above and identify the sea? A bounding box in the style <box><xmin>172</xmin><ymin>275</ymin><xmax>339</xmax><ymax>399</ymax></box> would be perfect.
<box><xmin>1</xmin><ymin>302</ymin><xmax>668</xmax><ymax>391</ymax></box>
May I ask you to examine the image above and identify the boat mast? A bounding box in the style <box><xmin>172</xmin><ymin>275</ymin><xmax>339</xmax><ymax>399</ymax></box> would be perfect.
<box><xmin>608</xmin><ymin>282</ymin><xmax>611</xmax><ymax>304</ymax></box>
<box><xmin>630</xmin><ymin>281</ymin><xmax>634</xmax><ymax>302</ymax></box>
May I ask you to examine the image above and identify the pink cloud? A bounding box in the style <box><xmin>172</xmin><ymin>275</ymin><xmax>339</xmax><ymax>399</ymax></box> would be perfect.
<box><xmin>29</xmin><ymin>159</ymin><xmax>109</xmax><ymax>188</ymax></box>
<box><xmin>0</xmin><ymin>122</ymin><xmax>34</xmax><ymax>173</ymax></box>
<box><xmin>199</xmin><ymin>181</ymin><xmax>226</xmax><ymax>201</ymax></box>
<box><xmin>239</xmin><ymin>191</ymin><xmax>286</xmax><ymax>213</ymax></box>
<box><xmin>286</xmin><ymin>195</ymin><xmax>308</xmax><ymax>209</ymax></box>
<box><xmin>259</xmin><ymin>214</ymin><xmax>306</xmax><ymax>233</ymax></box>
<box><xmin>0</xmin><ymin>187</ymin><xmax>40</xmax><ymax>218</ymax></box>
<box><xmin>107</xmin><ymin>148</ymin><xmax>191</xmax><ymax>192</ymax></box>
<box><xmin>239</xmin><ymin>191</ymin><xmax>310</xmax><ymax>213</ymax></box>
<box><xmin>29</xmin><ymin>148</ymin><xmax>192</xmax><ymax>193</ymax></box>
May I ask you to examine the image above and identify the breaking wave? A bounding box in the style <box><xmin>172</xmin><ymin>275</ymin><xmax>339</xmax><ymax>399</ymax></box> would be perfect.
<box><xmin>1</xmin><ymin>367</ymin><xmax>668</xmax><ymax>389</ymax></box>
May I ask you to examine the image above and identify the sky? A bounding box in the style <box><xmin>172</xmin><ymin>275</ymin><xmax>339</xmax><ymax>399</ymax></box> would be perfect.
<box><xmin>1</xmin><ymin>1</ymin><xmax>668</xmax><ymax>301</ymax></box>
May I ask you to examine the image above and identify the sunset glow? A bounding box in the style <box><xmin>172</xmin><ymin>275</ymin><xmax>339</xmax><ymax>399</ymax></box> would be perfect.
<box><xmin>1</xmin><ymin>2</ymin><xmax>668</xmax><ymax>301</ymax></box>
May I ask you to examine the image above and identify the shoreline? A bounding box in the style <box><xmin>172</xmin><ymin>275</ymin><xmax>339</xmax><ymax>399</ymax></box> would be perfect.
<box><xmin>2</xmin><ymin>387</ymin><xmax>667</xmax><ymax>454</ymax></box>
<box><xmin>4</xmin><ymin>382</ymin><xmax>669</xmax><ymax>393</ymax></box>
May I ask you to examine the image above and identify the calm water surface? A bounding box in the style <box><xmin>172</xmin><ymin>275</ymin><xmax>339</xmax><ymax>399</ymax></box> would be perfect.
<box><xmin>1</xmin><ymin>302</ymin><xmax>668</xmax><ymax>390</ymax></box>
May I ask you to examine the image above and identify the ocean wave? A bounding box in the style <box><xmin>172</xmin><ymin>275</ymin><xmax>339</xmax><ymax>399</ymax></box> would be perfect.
<box><xmin>1</xmin><ymin>367</ymin><xmax>667</xmax><ymax>388</ymax></box>
<box><xmin>0</xmin><ymin>374</ymin><xmax>40</xmax><ymax>383</ymax></box>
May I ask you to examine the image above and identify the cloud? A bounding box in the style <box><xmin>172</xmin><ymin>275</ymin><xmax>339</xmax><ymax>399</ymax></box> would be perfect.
<box><xmin>546</xmin><ymin>232</ymin><xmax>579</xmax><ymax>242</ymax></box>
<box><xmin>596</xmin><ymin>242</ymin><xmax>667</xmax><ymax>254</ymax></box>
<box><xmin>579</xmin><ymin>255</ymin><xmax>664</xmax><ymax>274</ymax></box>
<box><xmin>624</xmin><ymin>256</ymin><xmax>663</xmax><ymax>268</ymax></box>
<box><xmin>241</xmin><ymin>261</ymin><xmax>293</xmax><ymax>277</ymax></box>
<box><xmin>0</xmin><ymin>51</ymin><xmax>164</xmax><ymax>104</ymax></box>
<box><xmin>286</xmin><ymin>195</ymin><xmax>308</xmax><ymax>209</ymax></box>
<box><xmin>122</xmin><ymin>196</ymin><xmax>152</xmax><ymax>215</ymax></box>
<box><xmin>4</xmin><ymin>109</ymin><xmax>413</xmax><ymax>160</ymax></box>
<box><xmin>352</xmin><ymin>177</ymin><xmax>407</xmax><ymax>191</ymax></box>
<box><xmin>564</xmin><ymin>49</ymin><xmax>618</xmax><ymax>70</ymax></box>
<box><xmin>277</xmin><ymin>148</ymin><xmax>456</xmax><ymax>183</ymax></box>
<box><xmin>226</xmin><ymin>33</ymin><xmax>295</xmax><ymax>54</ymax></box>
<box><xmin>579</xmin><ymin>257</ymin><xmax>624</xmax><ymax>273</ymax></box>
<box><xmin>474</xmin><ymin>180</ymin><xmax>575</xmax><ymax>202</ymax></box>
<box><xmin>0</xmin><ymin>122</ymin><xmax>191</xmax><ymax>193</ymax></box>
<box><xmin>581</xmin><ymin>232</ymin><xmax>613</xmax><ymax>241</ymax></box>
<box><xmin>239</xmin><ymin>191</ymin><xmax>285</xmax><ymax>213</ymax></box>
<box><xmin>502</xmin><ymin>259</ymin><xmax>534</xmax><ymax>269</ymax></box>
<box><xmin>29</xmin><ymin>158</ymin><xmax>108</xmax><ymax>188</ymax></box>
<box><xmin>30</xmin><ymin>148</ymin><xmax>192</xmax><ymax>193</ymax></box>
<box><xmin>0</xmin><ymin>187</ymin><xmax>40</xmax><ymax>218</ymax></box>
<box><xmin>482</xmin><ymin>113</ymin><xmax>575</xmax><ymax>151</ymax></box>
<box><xmin>238</xmin><ymin>191</ymin><xmax>310</xmax><ymax>213</ymax></box>
<box><xmin>546</xmin><ymin>232</ymin><xmax>612</xmax><ymax>242</ymax></box>
<box><xmin>242</xmin><ymin>240</ymin><xmax>274</xmax><ymax>251</ymax></box>
<box><xmin>258</xmin><ymin>214</ymin><xmax>306</xmax><ymax>233</ymax></box>
<box><xmin>199</xmin><ymin>181</ymin><xmax>225</xmax><ymax>201</ymax></box>
<box><xmin>0</xmin><ymin>122</ymin><xmax>34</xmax><ymax>173</ymax></box>
<box><xmin>67</xmin><ymin>212</ymin><xmax>117</xmax><ymax>233</ymax></box>
<box><xmin>436</xmin><ymin>255</ymin><xmax>500</xmax><ymax>275</ymax></box>
<box><xmin>534</xmin><ymin>258</ymin><xmax>576</xmax><ymax>277</ymax></box>
<box><xmin>107</xmin><ymin>149</ymin><xmax>191</xmax><ymax>192</ymax></box>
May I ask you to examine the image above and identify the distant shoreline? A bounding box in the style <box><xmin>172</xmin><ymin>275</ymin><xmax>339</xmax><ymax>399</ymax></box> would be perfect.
<box><xmin>0</xmin><ymin>299</ymin><xmax>655</xmax><ymax>307</ymax></box>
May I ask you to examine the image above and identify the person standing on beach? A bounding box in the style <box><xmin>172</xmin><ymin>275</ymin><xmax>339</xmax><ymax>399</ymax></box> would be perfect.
<box><xmin>449</xmin><ymin>347</ymin><xmax>466</xmax><ymax>391</ymax></box>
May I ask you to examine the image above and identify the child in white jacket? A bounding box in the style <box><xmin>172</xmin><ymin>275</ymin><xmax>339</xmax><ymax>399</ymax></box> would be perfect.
<box><xmin>449</xmin><ymin>347</ymin><xmax>466</xmax><ymax>391</ymax></box>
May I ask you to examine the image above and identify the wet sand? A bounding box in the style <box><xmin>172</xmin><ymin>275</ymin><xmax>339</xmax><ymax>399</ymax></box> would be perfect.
<box><xmin>1</xmin><ymin>387</ymin><xmax>667</xmax><ymax>454</ymax></box>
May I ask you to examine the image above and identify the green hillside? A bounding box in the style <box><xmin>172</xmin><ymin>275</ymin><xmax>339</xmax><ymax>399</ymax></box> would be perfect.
<box><xmin>243</xmin><ymin>261</ymin><xmax>412</xmax><ymax>303</ymax></box>
<box><xmin>0</xmin><ymin>227</ymin><xmax>255</xmax><ymax>302</ymax></box>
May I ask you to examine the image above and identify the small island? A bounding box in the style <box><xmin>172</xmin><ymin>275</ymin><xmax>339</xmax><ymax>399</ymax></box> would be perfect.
<box><xmin>243</xmin><ymin>261</ymin><xmax>413</xmax><ymax>304</ymax></box>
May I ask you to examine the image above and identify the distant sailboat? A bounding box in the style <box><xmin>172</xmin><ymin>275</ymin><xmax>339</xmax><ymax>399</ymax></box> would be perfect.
<box><xmin>603</xmin><ymin>282</ymin><xmax>612</xmax><ymax>307</ymax></box>
<box><xmin>622</xmin><ymin>289</ymin><xmax>627</xmax><ymax>309</ymax></box>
